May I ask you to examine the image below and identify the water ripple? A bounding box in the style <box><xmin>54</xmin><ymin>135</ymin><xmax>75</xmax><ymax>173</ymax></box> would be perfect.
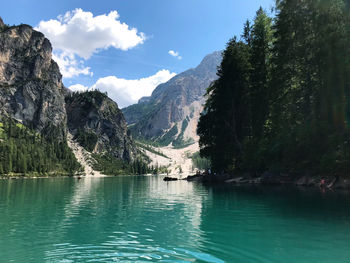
<box><xmin>2</xmin><ymin>177</ymin><xmax>350</xmax><ymax>263</ymax></box>
<box><xmin>44</xmin><ymin>241</ymin><xmax>225</xmax><ymax>262</ymax></box>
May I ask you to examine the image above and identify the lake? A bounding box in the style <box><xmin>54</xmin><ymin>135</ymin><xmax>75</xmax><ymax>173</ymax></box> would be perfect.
<box><xmin>1</xmin><ymin>176</ymin><xmax>350</xmax><ymax>262</ymax></box>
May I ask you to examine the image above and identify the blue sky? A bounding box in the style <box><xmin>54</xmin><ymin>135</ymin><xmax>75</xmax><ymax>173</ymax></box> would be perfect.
<box><xmin>2</xmin><ymin>0</ymin><xmax>275</xmax><ymax>107</ymax></box>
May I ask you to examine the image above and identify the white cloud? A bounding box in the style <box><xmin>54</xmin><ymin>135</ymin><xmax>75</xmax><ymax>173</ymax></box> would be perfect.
<box><xmin>36</xmin><ymin>8</ymin><xmax>145</xmax><ymax>59</ymax></box>
<box><xmin>68</xmin><ymin>69</ymin><xmax>176</xmax><ymax>108</ymax></box>
<box><xmin>68</xmin><ymin>84</ymin><xmax>89</xmax><ymax>92</ymax></box>
<box><xmin>36</xmin><ymin>9</ymin><xmax>146</xmax><ymax>78</ymax></box>
<box><xmin>52</xmin><ymin>52</ymin><xmax>92</xmax><ymax>78</ymax></box>
<box><xmin>168</xmin><ymin>50</ymin><xmax>182</xmax><ymax>60</ymax></box>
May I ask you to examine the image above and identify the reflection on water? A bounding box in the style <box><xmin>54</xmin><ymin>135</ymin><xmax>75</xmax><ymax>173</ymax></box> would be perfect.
<box><xmin>1</xmin><ymin>177</ymin><xmax>350</xmax><ymax>262</ymax></box>
<box><xmin>61</xmin><ymin>177</ymin><xmax>101</xmax><ymax>225</ymax></box>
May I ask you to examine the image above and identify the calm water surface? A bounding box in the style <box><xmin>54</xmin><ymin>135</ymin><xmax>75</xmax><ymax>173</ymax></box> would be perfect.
<box><xmin>1</xmin><ymin>176</ymin><xmax>350</xmax><ymax>262</ymax></box>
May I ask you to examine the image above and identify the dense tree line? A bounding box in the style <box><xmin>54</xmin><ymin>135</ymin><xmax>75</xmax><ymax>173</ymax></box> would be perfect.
<box><xmin>198</xmin><ymin>0</ymin><xmax>350</xmax><ymax>175</ymax></box>
<box><xmin>65</xmin><ymin>90</ymin><xmax>110</xmax><ymax>109</ymax></box>
<box><xmin>0</xmin><ymin>118</ymin><xmax>80</xmax><ymax>175</ymax></box>
<box><xmin>74</xmin><ymin>129</ymin><xmax>98</xmax><ymax>152</ymax></box>
<box><xmin>191</xmin><ymin>152</ymin><xmax>211</xmax><ymax>171</ymax></box>
<box><xmin>92</xmin><ymin>153</ymin><xmax>169</xmax><ymax>175</ymax></box>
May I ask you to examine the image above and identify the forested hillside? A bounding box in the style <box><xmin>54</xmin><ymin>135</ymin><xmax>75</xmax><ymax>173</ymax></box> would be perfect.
<box><xmin>198</xmin><ymin>0</ymin><xmax>350</xmax><ymax>175</ymax></box>
<box><xmin>0</xmin><ymin>118</ymin><xmax>80</xmax><ymax>175</ymax></box>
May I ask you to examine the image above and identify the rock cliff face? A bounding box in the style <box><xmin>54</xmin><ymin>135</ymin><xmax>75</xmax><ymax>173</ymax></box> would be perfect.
<box><xmin>65</xmin><ymin>91</ymin><xmax>136</xmax><ymax>161</ymax></box>
<box><xmin>0</xmin><ymin>18</ymin><xmax>137</xmax><ymax>162</ymax></box>
<box><xmin>123</xmin><ymin>51</ymin><xmax>222</xmax><ymax>145</ymax></box>
<box><xmin>0</xmin><ymin>21</ymin><xmax>66</xmax><ymax>138</ymax></box>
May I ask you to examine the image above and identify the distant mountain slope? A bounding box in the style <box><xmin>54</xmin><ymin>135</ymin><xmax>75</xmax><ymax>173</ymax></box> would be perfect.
<box><xmin>65</xmin><ymin>91</ymin><xmax>137</xmax><ymax>161</ymax></box>
<box><xmin>123</xmin><ymin>51</ymin><xmax>222</xmax><ymax>147</ymax></box>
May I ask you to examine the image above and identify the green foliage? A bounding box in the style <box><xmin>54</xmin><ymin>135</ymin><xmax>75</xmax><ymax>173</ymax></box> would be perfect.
<box><xmin>0</xmin><ymin>122</ymin><xmax>4</xmax><ymax>139</ymax></box>
<box><xmin>123</xmin><ymin>100</ymin><xmax>158</xmax><ymax>124</ymax></box>
<box><xmin>191</xmin><ymin>152</ymin><xmax>211</xmax><ymax>171</ymax></box>
<box><xmin>131</xmin><ymin>136</ymin><xmax>162</xmax><ymax>147</ymax></box>
<box><xmin>65</xmin><ymin>90</ymin><xmax>115</xmax><ymax>112</ymax></box>
<box><xmin>198</xmin><ymin>37</ymin><xmax>251</xmax><ymax>172</ymax></box>
<box><xmin>176</xmin><ymin>165</ymin><xmax>183</xmax><ymax>174</ymax></box>
<box><xmin>172</xmin><ymin>138</ymin><xmax>195</xmax><ymax>149</ymax></box>
<box><xmin>156</xmin><ymin>125</ymin><xmax>178</xmax><ymax>146</ymax></box>
<box><xmin>172</xmin><ymin>119</ymin><xmax>195</xmax><ymax>148</ymax></box>
<box><xmin>0</xmin><ymin>24</ymin><xmax>10</xmax><ymax>32</ymax></box>
<box><xmin>135</xmin><ymin>141</ymin><xmax>170</xmax><ymax>159</ymax></box>
<box><xmin>149</xmin><ymin>163</ymin><xmax>171</xmax><ymax>175</ymax></box>
<box><xmin>92</xmin><ymin>153</ymin><xmax>135</xmax><ymax>175</ymax></box>
<box><xmin>198</xmin><ymin>1</ymin><xmax>350</xmax><ymax>176</ymax></box>
<box><xmin>0</xmin><ymin>118</ymin><xmax>80</xmax><ymax>176</ymax></box>
<box><xmin>74</xmin><ymin>129</ymin><xmax>98</xmax><ymax>152</ymax></box>
<box><xmin>92</xmin><ymin>153</ymin><xmax>169</xmax><ymax>175</ymax></box>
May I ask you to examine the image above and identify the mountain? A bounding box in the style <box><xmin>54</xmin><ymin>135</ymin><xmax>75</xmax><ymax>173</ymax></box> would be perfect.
<box><xmin>123</xmin><ymin>51</ymin><xmax>222</xmax><ymax>147</ymax></box>
<box><xmin>0</xmin><ymin>18</ymin><xmax>67</xmax><ymax>139</ymax></box>
<box><xmin>65</xmin><ymin>91</ymin><xmax>137</xmax><ymax>161</ymax></box>
<box><xmin>0</xmin><ymin>18</ymin><xmax>139</xmax><ymax>175</ymax></box>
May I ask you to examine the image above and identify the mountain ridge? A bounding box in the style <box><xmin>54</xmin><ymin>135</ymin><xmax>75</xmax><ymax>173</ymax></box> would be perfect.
<box><xmin>123</xmin><ymin>51</ymin><xmax>222</xmax><ymax>147</ymax></box>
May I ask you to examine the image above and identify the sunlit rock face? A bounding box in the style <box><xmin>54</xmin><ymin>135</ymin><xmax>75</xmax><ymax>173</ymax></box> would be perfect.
<box><xmin>123</xmin><ymin>51</ymin><xmax>222</xmax><ymax>144</ymax></box>
<box><xmin>0</xmin><ymin>19</ymin><xmax>67</xmax><ymax>139</ymax></box>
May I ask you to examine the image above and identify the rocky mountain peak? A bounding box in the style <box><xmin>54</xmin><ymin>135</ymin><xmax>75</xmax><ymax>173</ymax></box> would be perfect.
<box><xmin>123</xmin><ymin>51</ymin><xmax>222</xmax><ymax>145</ymax></box>
<box><xmin>0</xmin><ymin>20</ymin><xmax>66</xmax><ymax>139</ymax></box>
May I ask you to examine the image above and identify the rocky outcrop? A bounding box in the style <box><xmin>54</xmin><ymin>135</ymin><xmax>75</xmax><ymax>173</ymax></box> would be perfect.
<box><xmin>0</xmin><ymin>21</ymin><xmax>66</xmax><ymax>139</ymax></box>
<box><xmin>0</xmin><ymin>17</ymin><xmax>138</xmax><ymax>164</ymax></box>
<box><xmin>65</xmin><ymin>91</ymin><xmax>137</xmax><ymax>161</ymax></box>
<box><xmin>123</xmin><ymin>51</ymin><xmax>222</xmax><ymax>144</ymax></box>
<box><xmin>138</xmin><ymin>96</ymin><xmax>151</xmax><ymax>103</ymax></box>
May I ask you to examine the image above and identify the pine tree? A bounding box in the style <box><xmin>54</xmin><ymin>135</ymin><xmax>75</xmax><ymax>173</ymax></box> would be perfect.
<box><xmin>198</xmin><ymin>38</ymin><xmax>251</xmax><ymax>172</ymax></box>
<box><xmin>249</xmin><ymin>7</ymin><xmax>273</xmax><ymax>138</ymax></box>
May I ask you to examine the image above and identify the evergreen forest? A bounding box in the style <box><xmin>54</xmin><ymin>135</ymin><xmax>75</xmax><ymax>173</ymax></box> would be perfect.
<box><xmin>198</xmin><ymin>0</ymin><xmax>350</xmax><ymax>175</ymax></box>
<box><xmin>0</xmin><ymin>118</ymin><xmax>81</xmax><ymax>176</ymax></box>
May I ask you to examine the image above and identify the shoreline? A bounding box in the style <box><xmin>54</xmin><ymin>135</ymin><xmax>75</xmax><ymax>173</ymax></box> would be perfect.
<box><xmin>0</xmin><ymin>173</ymin><xmax>166</xmax><ymax>179</ymax></box>
<box><xmin>184</xmin><ymin>173</ymin><xmax>350</xmax><ymax>190</ymax></box>
<box><xmin>0</xmin><ymin>173</ymin><xmax>110</xmax><ymax>179</ymax></box>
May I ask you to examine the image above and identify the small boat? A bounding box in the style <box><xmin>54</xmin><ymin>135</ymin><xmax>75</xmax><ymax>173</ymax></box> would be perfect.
<box><xmin>163</xmin><ymin>177</ymin><xmax>178</xmax><ymax>181</ymax></box>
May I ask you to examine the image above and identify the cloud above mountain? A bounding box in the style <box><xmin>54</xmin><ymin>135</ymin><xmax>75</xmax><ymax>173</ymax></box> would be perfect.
<box><xmin>36</xmin><ymin>9</ymin><xmax>146</xmax><ymax>78</ymax></box>
<box><xmin>68</xmin><ymin>69</ymin><xmax>176</xmax><ymax>108</ymax></box>
<box><xmin>168</xmin><ymin>50</ymin><xmax>182</xmax><ymax>60</ymax></box>
<box><xmin>68</xmin><ymin>84</ymin><xmax>89</xmax><ymax>92</ymax></box>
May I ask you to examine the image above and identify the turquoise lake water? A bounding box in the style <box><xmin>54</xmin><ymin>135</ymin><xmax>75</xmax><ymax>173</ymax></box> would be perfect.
<box><xmin>1</xmin><ymin>176</ymin><xmax>350</xmax><ymax>262</ymax></box>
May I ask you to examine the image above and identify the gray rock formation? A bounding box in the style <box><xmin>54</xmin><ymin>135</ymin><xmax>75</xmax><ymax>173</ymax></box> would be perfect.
<box><xmin>123</xmin><ymin>51</ymin><xmax>222</xmax><ymax>143</ymax></box>
<box><xmin>0</xmin><ymin>21</ymin><xmax>66</xmax><ymax>139</ymax></box>
<box><xmin>138</xmin><ymin>96</ymin><xmax>151</xmax><ymax>103</ymax></box>
<box><xmin>0</xmin><ymin>17</ymin><xmax>138</xmax><ymax>162</ymax></box>
<box><xmin>65</xmin><ymin>91</ymin><xmax>137</xmax><ymax>161</ymax></box>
